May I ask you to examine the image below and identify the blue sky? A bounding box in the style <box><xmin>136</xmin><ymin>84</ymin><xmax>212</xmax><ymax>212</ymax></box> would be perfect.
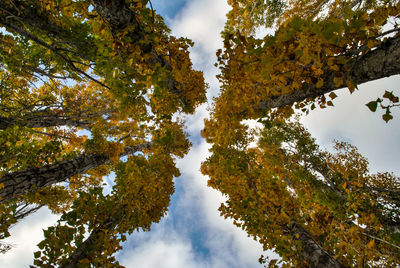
<box><xmin>1</xmin><ymin>0</ymin><xmax>400</xmax><ymax>267</ymax></box>
<box><xmin>150</xmin><ymin>0</ymin><xmax>188</xmax><ymax>20</ymax></box>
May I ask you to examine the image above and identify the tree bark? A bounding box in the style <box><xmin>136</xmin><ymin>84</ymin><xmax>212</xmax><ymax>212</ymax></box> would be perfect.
<box><xmin>257</xmin><ymin>35</ymin><xmax>400</xmax><ymax>110</ymax></box>
<box><xmin>287</xmin><ymin>222</ymin><xmax>347</xmax><ymax>268</ymax></box>
<box><xmin>0</xmin><ymin>142</ymin><xmax>151</xmax><ymax>203</ymax></box>
<box><xmin>0</xmin><ymin>115</ymin><xmax>92</xmax><ymax>130</ymax></box>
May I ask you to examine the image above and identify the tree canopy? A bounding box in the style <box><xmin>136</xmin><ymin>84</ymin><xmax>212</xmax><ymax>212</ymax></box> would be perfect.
<box><xmin>202</xmin><ymin>0</ymin><xmax>400</xmax><ymax>266</ymax></box>
<box><xmin>1</xmin><ymin>0</ymin><xmax>400</xmax><ymax>267</ymax></box>
<box><xmin>0</xmin><ymin>0</ymin><xmax>206</xmax><ymax>264</ymax></box>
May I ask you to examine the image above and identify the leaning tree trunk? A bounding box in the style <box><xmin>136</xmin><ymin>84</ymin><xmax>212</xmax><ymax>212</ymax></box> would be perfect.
<box><xmin>0</xmin><ymin>142</ymin><xmax>152</xmax><ymax>203</ymax></box>
<box><xmin>287</xmin><ymin>221</ymin><xmax>347</xmax><ymax>268</ymax></box>
<box><xmin>61</xmin><ymin>217</ymin><xmax>118</xmax><ymax>268</ymax></box>
<box><xmin>0</xmin><ymin>115</ymin><xmax>92</xmax><ymax>131</ymax></box>
<box><xmin>90</xmin><ymin>0</ymin><xmax>188</xmax><ymax>107</ymax></box>
<box><xmin>257</xmin><ymin>35</ymin><xmax>400</xmax><ymax>110</ymax></box>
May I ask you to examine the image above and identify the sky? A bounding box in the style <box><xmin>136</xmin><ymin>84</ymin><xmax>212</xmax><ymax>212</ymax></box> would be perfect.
<box><xmin>1</xmin><ymin>0</ymin><xmax>400</xmax><ymax>267</ymax></box>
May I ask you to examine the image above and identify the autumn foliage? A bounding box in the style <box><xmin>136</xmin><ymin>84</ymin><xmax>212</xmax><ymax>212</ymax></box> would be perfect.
<box><xmin>0</xmin><ymin>0</ymin><xmax>205</xmax><ymax>265</ymax></box>
<box><xmin>202</xmin><ymin>0</ymin><xmax>400</xmax><ymax>267</ymax></box>
<box><xmin>1</xmin><ymin>0</ymin><xmax>400</xmax><ymax>267</ymax></box>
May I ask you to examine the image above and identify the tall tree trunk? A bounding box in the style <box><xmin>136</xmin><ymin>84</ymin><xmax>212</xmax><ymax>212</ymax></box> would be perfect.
<box><xmin>0</xmin><ymin>142</ymin><xmax>152</xmax><ymax>203</ymax></box>
<box><xmin>257</xmin><ymin>35</ymin><xmax>400</xmax><ymax>110</ymax></box>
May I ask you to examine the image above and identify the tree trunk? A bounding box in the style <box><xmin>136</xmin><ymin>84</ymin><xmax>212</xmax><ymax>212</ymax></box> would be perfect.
<box><xmin>257</xmin><ymin>35</ymin><xmax>400</xmax><ymax>110</ymax></box>
<box><xmin>61</xmin><ymin>217</ymin><xmax>118</xmax><ymax>268</ymax></box>
<box><xmin>0</xmin><ymin>142</ymin><xmax>151</xmax><ymax>203</ymax></box>
<box><xmin>288</xmin><ymin>222</ymin><xmax>347</xmax><ymax>268</ymax></box>
<box><xmin>0</xmin><ymin>115</ymin><xmax>92</xmax><ymax>130</ymax></box>
<box><xmin>90</xmin><ymin>0</ymin><xmax>188</xmax><ymax>107</ymax></box>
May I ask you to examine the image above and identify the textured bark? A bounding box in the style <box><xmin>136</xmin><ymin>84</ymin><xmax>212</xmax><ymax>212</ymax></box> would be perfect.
<box><xmin>0</xmin><ymin>142</ymin><xmax>152</xmax><ymax>203</ymax></box>
<box><xmin>257</xmin><ymin>35</ymin><xmax>400</xmax><ymax>110</ymax></box>
<box><xmin>0</xmin><ymin>115</ymin><xmax>92</xmax><ymax>130</ymax></box>
<box><xmin>288</xmin><ymin>222</ymin><xmax>347</xmax><ymax>268</ymax></box>
<box><xmin>61</xmin><ymin>217</ymin><xmax>118</xmax><ymax>268</ymax></box>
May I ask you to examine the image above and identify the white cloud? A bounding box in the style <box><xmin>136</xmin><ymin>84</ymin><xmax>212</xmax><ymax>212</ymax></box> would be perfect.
<box><xmin>0</xmin><ymin>208</ymin><xmax>59</xmax><ymax>267</ymax></box>
<box><xmin>300</xmin><ymin>76</ymin><xmax>400</xmax><ymax>174</ymax></box>
<box><xmin>119</xmin><ymin>228</ymin><xmax>200</xmax><ymax>268</ymax></box>
<box><xmin>170</xmin><ymin>0</ymin><xmax>230</xmax><ymax>54</ymax></box>
<box><xmin>174</xmin><ymin>142</ymin><xmax>269</xmax><ymax>268</ymax></box>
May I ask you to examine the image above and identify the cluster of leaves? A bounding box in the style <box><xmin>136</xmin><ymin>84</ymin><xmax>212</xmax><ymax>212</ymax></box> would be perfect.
<box><xmin>366</xmin><ymin>90</ymin><xmax>400</xmax><ymax>122</ymax></box>
<box><xmin>215</xmin><ymin>0</ymin><xmax>399</xmax><ymax>123</ymax></box>
<box><xmin>0</xmin><ymin>0</ymin><xmax>205</xmax><ymax>264</ymax></box>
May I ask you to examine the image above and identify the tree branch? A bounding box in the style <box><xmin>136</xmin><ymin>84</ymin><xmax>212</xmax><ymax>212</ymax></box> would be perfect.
<box><xmin>256</xmin><ymin>35</ymin><xmax>400</xmax><ymax>110</ymax></box>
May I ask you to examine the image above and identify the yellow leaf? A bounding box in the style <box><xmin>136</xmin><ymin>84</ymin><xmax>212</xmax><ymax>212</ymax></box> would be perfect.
<box><xmin>367</xmin><ymin>39</ymin><xmax>375</xmax><ymax>49</ymax></box>
<box><xmin>329</xmin><ymin>92</ymin><xmax>337</xmax><ymax>99</ymax></box>
<box><xmin>330</xmin><ymin>64</ymin><xmax>339</xmax><ymax>71</ymax></box>
<box><xmin>79</xmin><ymin>258</ymin><xmax>91</xmax><ymax>264</ymax></box>
<box><xmin>316</xmin><ymin>78</ymin><xmax>324</xmax><ymax>88</ymax></box>
<box><xmin>333</xmin><ymin>77</ymin><xmax>343</xmax><ymax>88</ymax></box>
<box><xmin>0</xmin><ymin>183</ymin><xmax>4</xmax><ymax>189</ymax></box>
<box><xmin>346</xmin><ymin>81</ymin><xmax>357</xmax><ymax>94</ymax></box>
<box><xmin>366</xmin><ymin>239</ymin><xmax>375</xmax><ymax>250</ymax></box>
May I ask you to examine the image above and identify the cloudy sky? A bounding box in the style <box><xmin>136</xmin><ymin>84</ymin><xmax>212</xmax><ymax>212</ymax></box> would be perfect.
<box><xmin>1</xmin><ymin>0</ymin><xmax>399</xmax><ymax>267</ymax></box>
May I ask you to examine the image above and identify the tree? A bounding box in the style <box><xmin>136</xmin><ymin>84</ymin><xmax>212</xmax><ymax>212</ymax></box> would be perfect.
<box><xmin>202</xmin><ymin>118</ymin><xmax>400</xmax><ymax>267</ymax></box>
<box><xmin>202</xmin><ymin>0</ymin><xmax>400</xmax><ymax>266</ymax></box>
<box><xmin>214</xmin><ymin>0</ymin><xmax>400</xmax><ymax>122</ymax></box>
<box><xmin>33</xmin><ymin>145</ymin><xmax>185</xmax><ymax>267</ymax></box>
<box><xmin>0</xmin><ymin>0</ymin><xmax>206</xmax><ymax>261</ymax></box>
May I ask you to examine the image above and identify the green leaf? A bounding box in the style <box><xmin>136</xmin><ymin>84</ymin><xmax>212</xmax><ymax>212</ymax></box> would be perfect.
<box><xmin>383</xmin><ymin>90</ymin><xmax>394</xmax><ymax>99</ymax></box>
<box><xmin>34</xmin><ymin>251</ymin><xmax>41</xmax><ymax>259</ymax></box>
<box><xmin>382</xmin><ymin>113</ymin><xmax>393</xmax><ymax>123</ymax></box>
<box><xmin>366</xmin><ymin>101</ymin><xmax>378</xmax><ymax>112</ymax></box>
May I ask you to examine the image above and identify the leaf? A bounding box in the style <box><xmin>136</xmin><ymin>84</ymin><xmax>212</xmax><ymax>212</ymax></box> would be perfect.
<box><xmin>382</xmin><ymin>113</ymin><xmax>393</xmax><ymax>123</ymax></box>
<box><xmin>79</xmin><ymin>258</ymin><xmax>91</xmax><ymax>264</ymax></box>
<box><xmin>383</xmin><ymin>90</ymin><xmax>394</xmax><ymax>99</ymax></box>
<box><xmin>383</xmin><ymin>90</ymin><xmax>399</xmax><ymax>102</ymax></box>
<box><xmin>366</xmin><ymin>101</ymin><xmax>378</xmax><ymax>112</ymax></box>
<box><xmin>268</xmin><ymin>259</ymin><xmax>278</xmax><ymax>267</ymax></box>
<box><xmin>366</xmin><ymin>239</ymin><xmax>375</xmax><ymax>250</ymax></box>
<box><xmin>333</xmin><ymin>77</ymin><xmax>343</xmax><ymax>88</ymax></box>
<box><xmin>34</xmin><ymin>251</ymin><xmax>41</xmax><ymax>259</ymax></box>
<box><xmin>316</xmin><ymin>79</ymin><xmax>324</xmax><ymax>88</ymax></box>
<box><xmin>347</xmin><ymin>81</ymin><xmax>357</xmax><ymax>94</ymax></box>
<box><xmin>367</xmin><ymin>39</ymin><xmax>375</xmax><ymax>49</ymax></box>
<box><xmin>327</xmin><ymin>101</ymin><xmax>334</xmax><ymax>106</ymax></box>
<box><xmin>329</xmin><ymin>92</ymin><xmax>337</xmax><ymax>99</ymax></box>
